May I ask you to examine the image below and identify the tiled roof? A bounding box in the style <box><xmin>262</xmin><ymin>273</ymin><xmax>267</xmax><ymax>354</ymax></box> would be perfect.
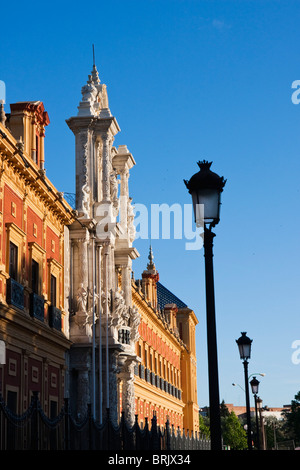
<box><xmin>156</xmin><ymin>281</ymin><xmax>187</xmax><ymax>310</ymax></box>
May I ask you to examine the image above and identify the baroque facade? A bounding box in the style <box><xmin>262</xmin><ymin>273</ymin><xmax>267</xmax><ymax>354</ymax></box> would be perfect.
<box><xmin>66</xmin><ymin>65</ymin><xmax>199</xmax><ymax>432</ymax></box>
<box><xmin>66</xmin><ymin>64</ymin><xmax>140</xmax><ymax>425</ymax></box>
<box><xmin>0</xmin><ymin>64</ymin><xmax>199</xmax><ymax>433</ymax></box>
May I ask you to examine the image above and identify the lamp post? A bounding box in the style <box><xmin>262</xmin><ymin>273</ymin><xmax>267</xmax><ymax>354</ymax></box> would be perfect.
<box><xmin>184</xmin><ymin>160</ymin><xmax>226</xmax><ymax>451</ymax></box>
<box><xmin>236</xmin><ymin>332</ymin><xmax>253</xmax><ymax>450</ymax></box>
<box><xmin>250</xmin><ymin>376</ymin><xmax>260</xmax><ymax>450</ymax></box>
<box><xmin>257</xmin><ymin>397</ymin><xmax>266</xmax><ymax>450</ymax></box>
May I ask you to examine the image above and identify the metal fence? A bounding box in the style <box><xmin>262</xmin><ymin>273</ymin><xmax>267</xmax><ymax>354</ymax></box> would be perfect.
<box><xmin>0</xmin><ymin>392</ymin><xmax>210</xmax><ymax>451</ymax></box>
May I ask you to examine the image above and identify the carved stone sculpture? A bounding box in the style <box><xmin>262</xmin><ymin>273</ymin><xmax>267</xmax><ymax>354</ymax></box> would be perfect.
<box><xmin>127</xmin><ymin>197</ymin><xmax>136</xmax><ymax>243</ymax></box>
<box><xmin>130</xmin><ymin>306</ymin><xmax>141</xmax><ymax>344</ymax></box>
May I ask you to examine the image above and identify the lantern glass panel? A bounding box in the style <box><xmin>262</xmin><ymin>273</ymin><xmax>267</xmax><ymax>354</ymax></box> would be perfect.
<box><xmin>192</xmin><ymin>188</ymin><xmax>220</xmax><ymax>226</ymax></box>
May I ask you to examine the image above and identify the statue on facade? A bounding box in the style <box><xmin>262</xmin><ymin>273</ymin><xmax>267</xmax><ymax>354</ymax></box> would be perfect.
<box><xmin>81</xmin><ymin>76</ymin><xmax>97</xmax><ymax>104</ymax></box>
<box><xmin>111</xmin><ymin>289</ymin><xmax>129</xmax><ymax>328</ymax></box>
<box><xmin>130</xmin><ymin>306</ymin><xmax>141</xmax><ymax>344</ymax></box>
<box><xmin>127</xmin><ymin>198</ymin><xmax>136</xmax><ymax>243</ymax></box>
<box><xmin>76</xmin><ymin>283</ymin><xmax>88</xmax><ymax>313</ymax></box>
<box><xmin>81</xmin><ymin>183</ymin><xmax>90</xmax><ymax>218</ymax></box>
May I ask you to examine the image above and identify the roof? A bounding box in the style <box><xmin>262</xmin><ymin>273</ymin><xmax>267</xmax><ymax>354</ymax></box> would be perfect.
<box><xmin>156</xmin><ymin>281</ymin><xmax>188</xmax><ymax>310</ymax></box>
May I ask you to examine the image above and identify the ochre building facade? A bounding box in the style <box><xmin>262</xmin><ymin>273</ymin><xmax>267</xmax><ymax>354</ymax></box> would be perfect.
<box><xmin>131</xmin><ymin>248</ymin><xmax>199</xmax><ymax>432</ymax></box>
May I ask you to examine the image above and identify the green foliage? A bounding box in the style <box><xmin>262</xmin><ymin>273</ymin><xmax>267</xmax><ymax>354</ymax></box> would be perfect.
<box><xmin>282</xmin><ymin>391</ymin><xmax>300</xmax><ymax>446</ymax></box>
<box><xmin>199</xmin><ymin>413</ymin><xmax>210</xmax><ymax>438</ymax></box>
<box><xmin>264</xmin><ymin>416</ymin><xmax>286</xmax><ymax>449</ymax></box>
<box><xmin>220</xmin><ymin>400</ymin><xmax>230</xmax><ymax>418</ymax></box>
<box><xmin>221</xmin><ymin>411</ymin><xmax>248</xmax><ymax>450</ymax></box>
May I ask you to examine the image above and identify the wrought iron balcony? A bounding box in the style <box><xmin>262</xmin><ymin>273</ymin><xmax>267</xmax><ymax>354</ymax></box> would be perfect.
<box><xmin>139</xmin><ymin>364</ymin><xmax>145</xmax><ymax>380</ymax></box>
<box><xmin>48</xmin><ymin>305</ymin><xmax>62</xmax><ymax>331</ymax></box>
<box><xmin>151</xmin><ymin>372</ymin><xmax>155</xmax><ymax>386</ymax></box>
<box><xmin>6</xmin><ymin>278</ymin><xmax>24</xmax><ymax>310</ymax></box>
<box><xmin>30</xmin><ymin>292</ymin><xmax>44</xmax><ymax>322</ymax></box>
<box><xmin>118</xmin><ymin>327</ymin><xmax>130</xmax><ymax>345</ymax></box>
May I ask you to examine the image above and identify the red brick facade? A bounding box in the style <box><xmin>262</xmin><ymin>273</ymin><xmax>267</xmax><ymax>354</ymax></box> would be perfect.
<box><xmin>0</xmin><ymin>102</ymin><xmax>73</xmax><ymax>415</ymax></box>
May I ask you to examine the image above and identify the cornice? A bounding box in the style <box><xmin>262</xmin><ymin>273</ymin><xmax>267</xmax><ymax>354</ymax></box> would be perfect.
<box><xmin>66</xmin><ymin>114</ymin><xmax>120</xmax><ymax>137</ymax></box>
<box><xmin>132</xmin><ymin>285</ymin><xmax>186</xmax><ymax>352</ymax></box>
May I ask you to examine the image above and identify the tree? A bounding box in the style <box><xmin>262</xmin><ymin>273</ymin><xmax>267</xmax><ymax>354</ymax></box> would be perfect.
<box><xmin>282</xmin><ymin>391</ymin><xmax>300</xmax><ymax>446</ymax></box>
<box><xmin>220</xmin><ymin>400</ymin><xmax>230</xmax><ymax>418</ymax></box>
<box><xmin>221</xmin><ymin>411</ymin><xmax>248</xmax><ymax>450</ymax></box>
<box><xmin>199</xmin><ymin>413</ymin><xmax>210</xmax><ymax>438</ymax></box>
<box><xmin>264</xmin><ymin>416</ymin><xmax>286</xmax><ymax>449</ymax></box>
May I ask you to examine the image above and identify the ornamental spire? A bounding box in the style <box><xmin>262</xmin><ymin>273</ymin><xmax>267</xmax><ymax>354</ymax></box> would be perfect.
<box><xmin>91</xmin><ymin>45</ymin><xmax>100</xmax><ymax>85</ymax></box>
<box><xmin>147</xmin><ymin>244</ymin><xmax>155</xmax><ymax>270</ymax></box>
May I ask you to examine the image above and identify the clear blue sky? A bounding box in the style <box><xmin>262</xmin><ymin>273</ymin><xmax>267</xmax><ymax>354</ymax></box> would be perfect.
<box><xmin>1</xmin><ymin>0</ymin><xmax>300</xmax><ymax>409</ymax></box>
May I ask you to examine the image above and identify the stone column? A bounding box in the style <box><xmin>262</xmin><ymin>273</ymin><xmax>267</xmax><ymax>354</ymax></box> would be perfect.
<box><xmin>121</xmin><ymin>265</ymin><xmax>132</xmax><ymax>307</ymax></box>
<box><xmin>77</xmin><ymin>368</ymin><xmax>90</xmax><ymax>419</ymax></box>
<box><xmin>121</xmin><ymin>359</ymin><xmax>136</xmax><ymax>427</ymax></box>
<box><xmin>96</xmin><ymin>140</ymin><xmax>102</xmax><ymax>203</ymax></box>
<box><xmin>102</xmin><ymin>133</ymin><xmax>111</xmax><ymax>202</ymax></box>
<box><xmin>108</xmin><ymin>351</ymin><xmax>120</xmax><ymax>425</ymax></box>
<box><xmin>75</xmin><ymin>130</ymin><xmax>90</xmax><ymax>217</ymax></box>
<box><xmin>70</xmin><ymin>232</ymin><xmax>92</xmax><ymax>340</ymax></box>
<box><xmin>119</xmin><ymin>169</ymin><xmax>129</xmax><ymax>234</ymax></box>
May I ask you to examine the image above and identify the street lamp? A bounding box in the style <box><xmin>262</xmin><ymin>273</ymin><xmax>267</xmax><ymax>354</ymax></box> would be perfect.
<box><xmin>257</xmin><ymin>397</ymin><xmax>266</xmax><ymax>450</ymax></box>
<box><xmin>250</xmin><ymin>377</ymin><xmax>260</xmax><ymax>450</ymax></box>
<box><xmin>184</xmin><ymin>160</ymin><xmax>226</xmax><ymax>451</ymax></box>
<box><xmin>236</xmin><ymin>332</ymin><xmax>253</xmax><ymax>450</ymax></box>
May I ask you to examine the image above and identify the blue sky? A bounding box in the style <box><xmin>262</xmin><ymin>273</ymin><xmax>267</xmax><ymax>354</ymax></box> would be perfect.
<box><xmin>1</xmin><ymin>0</ymin><xmax>300</xmax><ymax>409</ymax></box>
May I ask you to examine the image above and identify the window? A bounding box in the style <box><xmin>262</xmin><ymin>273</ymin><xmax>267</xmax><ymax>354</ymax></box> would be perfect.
<box><xmin>47</xmin><ymin>257</ymin><xmax>62</xmax><ymax>312</ymax></box>
<box><xmin>31</xmin><ymin>259</ymin><xmax>39</xmax><ymax>294</ymax></box>
<box><xmin>35</xmin><ymin>134</ymin><xmax>39</xmax><ymax>164</ymax></box>
<box><xmin>144</xmin><ymin>346</ymin><xmax>148</xmax><ymax>369</ymax></box>
<box><xmin>50</xmin><ymin>274</ymin><xmax>57</xmax><ymax>306</ymax></box>
<box><xmin>6</xmin><ymin>222</ymin><xmax>26</xmax><ymax>284</ymax></box>
<box><xmin>9</xmin><ymin>242</ymin><xmax>18</xmax><ymax>280</ymax></box>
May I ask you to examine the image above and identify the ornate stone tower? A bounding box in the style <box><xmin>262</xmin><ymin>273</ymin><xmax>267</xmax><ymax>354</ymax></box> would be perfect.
<box><xmin>66</xmin><ymin>64</ymin><xmax>140</xmax><ymax>425</ymax></box>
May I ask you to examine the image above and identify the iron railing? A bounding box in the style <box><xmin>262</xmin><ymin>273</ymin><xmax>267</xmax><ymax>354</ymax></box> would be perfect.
<box><xmin>0</xmin><ymin>392</ymin><xmax>210</xmax><ymax>450</ymax></box>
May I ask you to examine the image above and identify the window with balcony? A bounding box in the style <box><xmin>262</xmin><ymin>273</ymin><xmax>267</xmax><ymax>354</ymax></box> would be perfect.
<box><xmin>50</xmin><ymin>274</ymin><xmax>57</xmax><ymax>307</ymax></box>
<box><xmin>6</xmin><ymin>224</ymin><xmax>25</xmax><ymax>310</ymax></box>
<box><xmin>31</xmin><ymin>259</ymin><xmax>39</xmax><ymax>294</ymax></box>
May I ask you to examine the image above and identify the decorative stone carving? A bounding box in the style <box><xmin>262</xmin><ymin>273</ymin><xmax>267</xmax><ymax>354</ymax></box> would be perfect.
<box><xmin>110</xmin><ymin>169</ymin><xmax>119</xmax><ymax>216</ymax></box>
<box><xmin>130</xmin><ymin>306</ymin><xmax>141</xmax><ymax>344</ymax></box>
<box><xmin>111</xmin><ymin>289</ymin><xmax>129</xmax><ymax>329</ymax></box>
<box><xmin>127</xmin><ymin>197</ymin><xmax>136</xmax><ymax>243</ymax></box>
<box><xmin>121</xmin><ymin>359</ymin><xmax>136</xmax><ymax>427</ymax></box>
<box><xmin>81</xmin><ymin>183</ymin><xmax>90</xmax><ymax>218</ymax></box>
<box><xmin>81</xmin><ymin>82</ymin><xmax>97</xmax><ymax>103</ymax></box>
<box><xmin>68</xmin><ymin>65</ymin><xmax>139</xmax><ymax>426</ymax></box>
<box><xmin>76</xmin><ymin>132</ymin><xmax>90</xmax><ymax>216</ymax></box>
<box><xmin>76</xmin><ymin>283</ymin><xmax>87</xmax><ymax>312</ymax></box>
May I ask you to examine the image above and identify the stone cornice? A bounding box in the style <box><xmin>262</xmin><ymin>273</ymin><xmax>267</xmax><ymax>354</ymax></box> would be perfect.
<box><xmin>66</xmin><ymin>114</ymin><xmax>120</xmax><ymax>137</ymax></box>
<box><xmin>176</xmin><ymin>307</ymin><xmax>199</xmax><ymax>326</ymax></box>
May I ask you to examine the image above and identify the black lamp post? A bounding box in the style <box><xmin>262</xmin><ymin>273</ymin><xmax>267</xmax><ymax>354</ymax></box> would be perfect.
<box><xmin>236</xmin><ymin>332</ymin><xmax>253</xmax><ymax>450</ymax></box>
<box><xmin>256</xmin><ymin>397</ymin><xmax>266</xmax><ymax>450</ymax></box>
<box><xmin>184</xmin><ymin>160</ymin><xmax>226</xmax><ymax>451</ymax></box>
<box><xmin>250</xmin><ymin>376</ymin><xmax>260</xmax><ymax>450</ymax></box>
